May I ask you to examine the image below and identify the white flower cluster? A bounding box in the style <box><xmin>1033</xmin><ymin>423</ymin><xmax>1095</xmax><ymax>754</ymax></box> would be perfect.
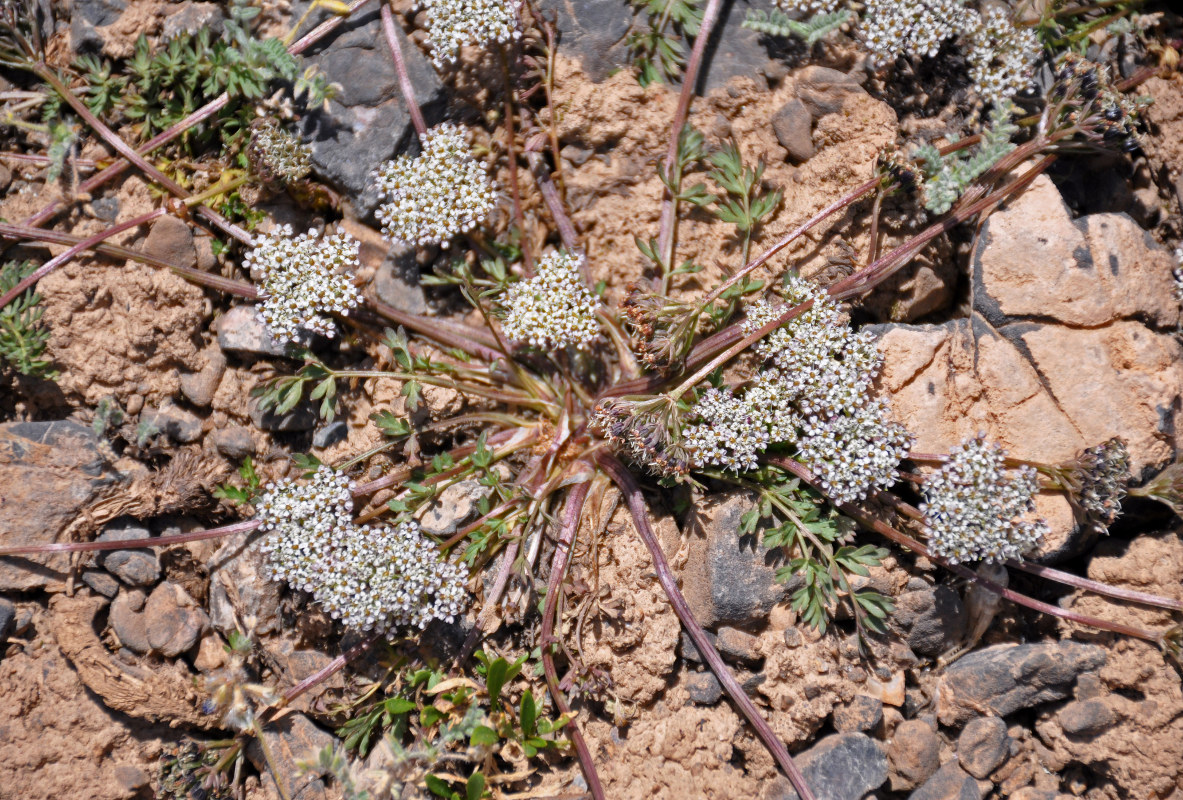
<box><xmin>501</xmin><ymin>250</ymin><xmax>600</xmax><ymax>349</ymax></box>
<box><xmin>860</xmin><ymin>0</ymin><xmax>1036</xmax><ymax>105</ymax></box>
<box><xmin>774</xmin><ymin>0</ymin><xmax>842</xmax><ymax>14</ymax></box>
<box><xmin>373</xmin><ymin>123</ymin><xmax>497</xmax><ymax>248</ymax></box>
<box><xmin>244</xmin><ymin>225</ymin><xmax>363</xmax><ymax>343</ymax></box>
<box><xmin>420</xmin><ymin>0</ymin><xmax>522</xmax><ymax>67</ymax></box>
<box><xmin>861</xmin><ymin>0</ymin><xmax>974</xmax><ymax>60</ymax></box>
<box><xmin>684</xmin><ymin>276</ymin><xmax>912</xmax><ymax>503</ymax></box>
<box><xmin>257</xmin><ymin>466</ymin><xmax>469</xmax><ymax>633</ymax></box>
<box><xmin>963</xmin><ymin>6</ymin><xmax>1040</xmax><ymax>106</ymax></box>
<box><xmin>921</xmin><ymin>435</ymin><xmax>1047</xmax><ymax>564</ymax></box>
<box><xmin>248</xmin><ymin>118</ymin><xmax>312</xmax><ymax>184</ymax></box>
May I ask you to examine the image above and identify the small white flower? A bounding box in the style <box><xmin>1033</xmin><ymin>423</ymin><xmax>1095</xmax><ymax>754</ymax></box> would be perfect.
<box><xmin>860</xmin><ymin>0</ymin><xmax>976</xmax><ymax>61</ymax></box>
<box><xmin>964</xmin><ymin>7</ymin><xmax>1040</xmax><ymax>106</ymax></box>
<box><xmin>244</xmin><ymin>225</ymin><xmax>363</xmax><ymax>343</ymax></box>
<box><xmin>373</xmin><ymin>123</ymin><xmax>497</xmax><ymax>248</ymax></box>
<box><xmin>921</xmin><ymin>435</ymin><xmax>1048</xmax><ymax>564</ymax></box>
<box><xmin>419</xmin><ymin>0</ymin><xmax>522</xmax><ymax>67</ymax></box>
<box><xmin>501</xmin><ymin>250</ymin><xmax>600</xmax><ymax>349</ymax></box>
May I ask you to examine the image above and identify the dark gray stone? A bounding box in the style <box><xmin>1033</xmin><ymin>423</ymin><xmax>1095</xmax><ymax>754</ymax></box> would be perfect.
<box><xmin>74</xmin><ymin>0</ymin><xmax>126</xmax><ymax>25</ymax></box>
<box><xmin>1057</xmin><ymin>698</ymin><xmax>1117</xmax><ymax>737</ymax></box>
<box><xmin>678</xmin><ymin>629</ymin><xmax>717</xmax><ymax>664</ymax></box>
<box><xmin>686</xmin><ymin>671</ymin><xmax>723</xmax><ymax>705</ymax></box>
<box><xmin>89</xmin><ymin>195</ymin><xmax>120</xmax><ymax>222</ymax></box>
<box><xmin>536</xmin><ymin>0</ymin><xmax>635</xmax><ymax>82</ymax></box>
<box><xmin>772</xmin><ymin>98</ymin><xmax>813</xmax><ymax>163</ymax></box>
<box><xmin>140</xmin><ymin>404</ymin><xmax>203</xmax><ymax>444</ymax></box>
<box><xmin>832</xmin><ymin>694</ymin><xmax>883</xmax><ymax>733</ymax></box>
<box><xmin>374</xmin><ymin>245</ymin><xmax>428</xmax><ymax>315</ymax></box>
<box><xmin>908</xmin><ymin>760</ymin><xmax>981</xmax><ymax>800</ymax></box>
<box><xmin>888</xmin><ymin>719</ymin><xmax>941</xmax><ymax>791</ymax></box>
<box><xmin>894</xmin><ymin>585</ymin><xmax>967</xmax><ymax>658</ymax></box>
<box><xmin>680</xmin><ymin>491</ymin><xmax>796</xmax><ymax>627</ymax></box>
<box><xmin>211</xmin><ymin>426</ymin><xmax>256</xmax><ymax>460</ymax></box>
<box><xmin>777</xmin><ymin>732</ymin><xmax>888</xmax><ymax>800</ymax></box>
<box><xmin>249</xmin><ymin>396</ymin><xmax>319</xmax><ymax>432</ymax></box>
<box><xmin>246</xmin><ymin>713</ymin><xmax>336</xmax><ymax>800</ymax></box>
<box><xmin>216</xmin><ymin>305</ymin><xmax>311</xmax><ymax>358</ymax></box>
<box><xmin>957</xmin><ymin>717</ymin><xmax>1009</xmax><ymax>779</ymax></box>
<box><xmin>293</xmin><ymin>2</ymin><xmax>445</xmax><ymax>210</ymax></box>
<box><xmin>82</xmin><ymin>570</ymin><xmax>120</xmax><ymax>598</ymax></box>
<box><xmin>312</xmin><ymin>420</ymin><xmax>348</xmax><ymax>449</ymax></box>
<box><xmin>109</xmin><ymin>589</ymin><xmax>151</xmax><ymax>654</ymax></box>
<box><xmin>715</xmin><ymin>626</ymin><xmax>762</xmax><ymax>666</ymax></box>
<box><xmin>0</xmin><ymin>421</ymin><xmax>126</xmax><ymax>591</ymax></box>
<box><xmin>0</xmin><ymin>597</ymin><xmax>14</xmax><ymax>641</ymax></box>
<box><xmin>144</xmin><ymin>582</ymin><xmax>209</xmax><ymax>658</ymax></box>
<box><xmin>938</xmin><ymin>642</ymin><xmax>1107</xmax><ymax>727</ymax></box>
<box><xmin>97</xmin><ymin>519</ymin><xmax>161</xmax><ymax>588</ymax></box>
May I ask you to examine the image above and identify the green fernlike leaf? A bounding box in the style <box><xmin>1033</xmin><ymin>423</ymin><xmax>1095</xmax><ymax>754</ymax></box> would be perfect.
<box><xmin>743</xmin><ymin>8</ymin><xmax>851</xmax><ymax>45</ymax></box>
<box><xmin>0</xmin><ymin>260</ymin><xmax>56</xmax><ymax>379</ymax></box>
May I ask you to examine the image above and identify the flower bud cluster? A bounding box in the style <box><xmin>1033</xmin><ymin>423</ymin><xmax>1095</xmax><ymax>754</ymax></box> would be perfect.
<box><xmin>247</xmin><ymin>118</ymin><xmax>312</xmax><ymax>185</ymax></box>
<box><xmin>501</xmin><ymin>250</ymin><xmax>600</xmax><ymax>349</ymax></box>
<box><xmin>921</xmin><ymin>435</ymin><xmax>1047</xmax><ymax>564</ymax></box>
<box><xmin>244</xmin><ymin>225</ymin><xmax>363</xmax><ymax>343</ymax></box>
<box><xmin>256</xmin><ymin>466</ymin><xmax>469</xmax><ymax>633</ymax></box>
<box><xmin>1066</xmin><ymin>438</ymin><xmax>1130</xmax><ymax>525</ymax></box>
<box><xmin>373</xmin><ymin>123</ymin><xmax>496</xmax><ymax>248</ymax></box>
<box><xmin>683</xmin><ymin>276</ymin><xmax>912</xmax><ymax>503</ymax></box>
<box><xmin>419</xmin><ymin>0</ymin><xmax>522</xmax><ymax>67</ymax></box>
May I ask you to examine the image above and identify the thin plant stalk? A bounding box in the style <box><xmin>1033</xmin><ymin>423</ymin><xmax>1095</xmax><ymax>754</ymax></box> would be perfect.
<box><xmin>654</xmin><ymin>0</ymin><xmax>725</xmax><ymax>280</ymax></box>
<box><xmin>498</xmin><ymin>45</ymin><xmax>534</xmax><ymax>277</ymax></box>
<box><xmin>0</xmin><ymin>519</ymin><xmax>263</xmax><ymax>557</ymax></box>
<box><xmin>540</xmin><ymin>478</ymin><xmax>606</xmax><ymax>800</ymax></box>
<box><xmin>598</xmin><ymin>453</ymin><xmax>818</xmax><ymax>800</ymax></box>
<box><xmin>0</xmin><ymin>206</ymin><xmax>167</xmax><ymax>309</ymax></box>
<box><xmin>380</xmin><ymin>2</ymin><xmax>428</xmax><ymax>139</ymax></box>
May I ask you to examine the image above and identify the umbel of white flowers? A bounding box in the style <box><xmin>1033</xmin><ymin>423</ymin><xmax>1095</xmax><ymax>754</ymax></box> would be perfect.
<box><xmin>501</xmin><ymin>250</ymin><xmax>601</xmax><ymax>349</ymax></box>
<box><xmin>920</xmin><ymin>434</ymin><xmax>1048</xmax><ymax>564</ymax></box>
<box><xmin>419</xmin><ymin>0</ymin><xmax>522</xmax><ymax>67</ymax></box>
<box><xmin>244</xmin><ymin>225</ymin><xmax>363</xmax><ymax>344</ymax></box>
<box><xmin>372</xmin><ymin>123</ymin><xmax>497</xmax><ymax>248</ymax></box>
<box><xmin>257</xmin><ymin>467</ymin><xmax>470</xmax><ymax>633</ymax></box>
<box><xmin>683</xmin><ymin>275</ymin><xmax>913</xmax><ymax>505</ymax></box>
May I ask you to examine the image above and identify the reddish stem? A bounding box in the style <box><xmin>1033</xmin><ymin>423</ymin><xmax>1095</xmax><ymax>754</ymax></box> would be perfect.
<box><xmin>654</xmin><ymin>0</ymin><xmax>725</xmax><ymax>269</ymax></box>
<box><xmin>0</xmin><ymin>519</ymin><xmax>262</xmax><ymax>558</ymax></box>
<box><xmin>274</xmin><ymin>631</ymin><xmax>382</xmax><ymax>709</ymax></box>
<box><xmin>380</xmin><ymin>3</ymin><xmax>428</xmax><ymax>139</ymax></box>
<box><xmin>526</xmin><ymin>150</ymin><xmax>581</xmax><ymax>257</ymax></box>
<box><xmin>499</xmin><ymin>46</ymin><xmax>534</xmax><ymax>278</ymax></box>
<box><xmin>540</xmin><ymin>479</ymin><xmax>605</xmax><ymax>800</ymax></box>
<box><xmin>366</xmin><ymin>299</ymin><xmax>504</xmax><ymax>363</ymax></box>
<box><xmin>598</xmin><ymin>453</ymin><xmax>817</xmax><ymax>800</ymax></box>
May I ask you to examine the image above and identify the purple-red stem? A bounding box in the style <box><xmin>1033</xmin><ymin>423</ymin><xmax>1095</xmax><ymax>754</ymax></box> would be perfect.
<box><xmin>654</xmin><ymin>0</ymin><xmax>725</xmax><ymax>269</ymax></box>
<box><xmin>499</xmin><ymin>46</ymin><xmax>534</xmax><ymax>278</ymax></box>
<box><xmin>598</xmin><ymin>453</ymin><xmax>817</xmax><ymax>800</ymax></box>
<box><xmin>0</xmin><ymin>207</ymin><xmax>166</xmax><ymax>308</ymax></box>
<box><xmin>273</xmin><ymin>631</ymin><xmax>383</xmax><ymax>710</ymax></box>
<box><xmin>540</xmin><ymin>479</ymin><xmax>605</xmax><ymax>800</ymax></box>
<box><xmin>380</xmin><ymin>3</ymin><xmax>428</xmax><ymax>139</ymax></box>
<box><xmin>0</xmin><ymin>519</ymin><xmax>263</xmax><ymax>558</ymax></box>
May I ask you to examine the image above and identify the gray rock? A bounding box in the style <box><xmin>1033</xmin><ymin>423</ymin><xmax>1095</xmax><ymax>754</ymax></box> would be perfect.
<box><xmin>908</xmin><ymin>760</ymin><xmax>981</xmax><ymax>800</ymax></box>
<box><xmin>686</xmin><ymin>671</ymin><xmax>723</xmax><ymax>705</ymax></box>
<box><xmin>208</xmin><ymin>530</ymin><xmax>282</xmax><ymax>637</ymax></box>
<box><xmin>82</xmin><ymin>570</ymin><xmax>120</xmax><ymax>598</ymax></box>
<box><xmin>1057</xmin><ymin>698</ymin><xmax>1117</xmax><ymax>736</ymax></box>
<box><xmin>97</xmin><ymin>519</ymin><xmax>161</xmax><ymax>587</ymax></box>
<box><xmin>888</xmin><ymin>719</ymin><xmax>941</xmax><ymax>791</ymax></box>
<box><xmin>74</xmin><ymin>0</ymin><xmax>125</xmax><ymax>25</ymax></box>
<box><xmin>161</xmin><ymin>1</ymin><xmax>225</xmax><ymax>38</ymax></box>
<box><xmin>109</xmin><ymin>589</ymin><xmax>151</xmax><ymax>654</ymax></box>
<box><xmin>833</xmin><ymin>694</ymin><xmax>883</xmax><ymax>734</ymax></box>
<box><xmin>957</xmin><ymin>717</ymin><xmax>1009</xmax><ymax>779</ymax></box>
<box><xmin>715</xmin><ymin>626</ymin><xmax>762</xmax><ymax>666</ymax></box>
<box><xmin>679</xmin><ymin>629</ymin><xmax>717</xmax><ymax>664</ymax></box>
<box><xmin>374</xmin><ymin>245</ymin><xmax>428</xmax><ymax>315</ymax></box>
<box><xmin>795</xmin><ymin>66</ymin><xmax>865</xmax><ymax>117</ymax></box>
<box><xmin>312</xmin><ymin>420</ymin><xmax>348</xmax><ymax>449</ymax></box>
<box><xmin>216</xmin><ymin>305</ymin><xmax>311</xmax><ymax>358</ymax></box>
<box><xmin>894</xmin><ymin>585</ymin><xmax>967</xmax><ymax>658</ymax></box>
<box><xmin>211</xmin><ymin>426</ymin><xmax>256</xmax><ymax>460</ymax></box>
<box><xmin>536</xmin><ymin>0</ymin><xmax>635</xmax><ymax>82</ymax></box>
<box><xmin>179</xmin><ymin>344</ymin><xmax>226</xmax><ymax>408</ymax></box>
<box><xmin>679</xmin><ymin>491</ymin><xmax>795</xmax><ymax>627</ymax></box>
<box><xmin>937</xmin><ymin>642</ymin><xmax>1107</xmax><ymax>727</ymax></box>
<box><xmin>143</xmin><ymin>216</ymin><xmax>198</xmax><ymax>269</ymax></box>
<box><xmin>772</xmin><ymin>98</ymin><xmax>813</xmax><ymax>163</ymax></box>
<box><xmin>0</xmin><ymin>421</ymin><xmax>126</xmax><ymax>591</ymax></box>
<box><xmin>776</xmin><ymin>732</ymin><xmax>888</xmax><ymax>800</ymax></box>
<box><xmin>140</xmin><ymin>404</ymin><xmax>204</xmax><ymax>444</ymax></box>
<box><xmin>246</xmin><ymin>713</ymin><xmax>336</xmax><ymax>800</ymax></box>
<box><xmin>144</xmin><ymin>582</ymin><xmax>209</xmax><ymax>658</ymax></box>
<box><xmin>249</xmin><ymin>396</ymin><xmax>319</xmax><ymax>432</ymax></box>
<box><xmin>0</xmin><ymin>598</ymin><xmax>14</xmax><ymax>641</ymax></box>
<box><xmin>419</xmin><ymin>479</ymin><xmax>491</xmax><ymax>536</ymax></box>
<box><xmin>293</xmin><ymin>2</ymin><xmax>445</xmax><ymax>210</ymax></box>
<box><xmin>89</xmin><ymin>195</ymin><xmax>120</xmax><ymax>221</ymax></box>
